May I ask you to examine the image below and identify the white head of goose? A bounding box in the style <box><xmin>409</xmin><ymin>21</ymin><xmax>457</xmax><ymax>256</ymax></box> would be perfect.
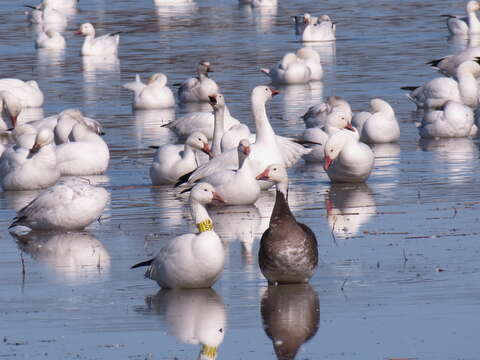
<box><xmin>256</xmin><ymin>164</ymin><xmax>318</xmax><ymax>285</ymax></box>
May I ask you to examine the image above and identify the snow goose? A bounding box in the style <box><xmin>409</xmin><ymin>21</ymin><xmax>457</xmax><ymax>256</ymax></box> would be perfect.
<box><xmin>417</xmin><ymin>100</ymin><xmax>475</xmax><ymax>138</ymax></box>
<box><xmin>145</xmin><ymin>289</ymin><xmax>226</xmax><ymax>360</ymax></box>
<box><xmin>293</xmin><ymin>13</ymin><xmax>319</xmax><ymax>35</ymax></box>
<box><xmin>123</xmin><ymin>73</ymin><xmax>175</xmax><ymax>109</ymax></box>
<box><xmin>352</xmin><ymin>98</ymin><xmax>400</xmax><ymax>144</ymax></box>
<box><xmin>302</xmin><ymin>95</ymin><xmax>352</xmax><ymax>129</ymax></box>
<box><xmin>131</xmin><ymin>182</ymin><xmax>226</xmax><ymax>289</ymax></box>
<box><xmin>208</xmin><ymin>93</ymin><xmax>250</xmax><ymax>156</ymax></box>
<box><xmin>427</xmin><ymin>48</ymin><xmax>480</xmax><ymax>76</ymax></box>
<box><xmin>324</xmin><ymin>128</ymin><xmax>374</xmax><ymax>183</ymax></box>
<box><xmin>178</xmin><ymin>60</ymin><xmax>219</xmax><ymax>103</ymax></box>
<box><xmin>183</xmin><ymin>86</ymin><xmax>310</xmax><ymax>189</ymax></box>
<box><xmin>296</xmin><ymin>47</ymin><xmax>323</xmax><ymax>81</ymax></box>
<box><xmin>261</xmin><ymin>284</ymin><xmax>319</xmax><ymax>360</ymax></box>
<box><xmin>0</xmin><ymin>79</ymin><xmax>44</xmax><ymax>108</ymax></box>
<box><xmin>0</xmin><ymin>127</ymin><xmax>59</xmax><ymax>191</ymax></box>
<box><xmin>75</xmin><ymin>23</ymin><xmax>120</xmax><ymax>57</ymax></box>
<box><xmin>261</xmin><ymin>52</ymin><xmax>312</xmax><ymax>85</ymax></box>
<box><xmin>9</xmin><ymin>178</ymin><xmax>108</xmax><ymax>230</ymax></box>
<box><xmin>35</xmin><ymin>28</ymin><xmax>66</xmax><ymax>49</ymax></box>
<box><xmin>150</xmin><ymin>132</ymin><xmax>212</xmax><ymax>185</ymax></box>
<box><xmin>55</xmin><ymin>123</ymin><xmax>109</xmax><ymax>176</ymax></box>
<box><xmin>301</xmin><ymin>14</ymin><xmax>336</xmax><ymax>42</ymax></box>
<box><xmin>256</xmin><ymin>164</ymin><xmax>318</xmax><ymax>284</ymax></box>
<box><xmin>0</xmin><ymin>91</ymin><xmax>22</xmax><ymax>130</ymax></box>
<box><xmin>202</xmin><ymin>139</ymin><xmax>260</xmax><ymax>205</ymax></box>
<box><xmin>25</xmin><ymin>0</ymin><xmax>68</xmax><ymax>27</ymax></box>
<box><xmin>443</xmin><ymin>1</ymin><xmax>480</xmax><ymax>36</ymax></box>
<box><xmin>401</xmin><ymin>59</ymin><xmax>480</xmax><ymax>109</ymax></box>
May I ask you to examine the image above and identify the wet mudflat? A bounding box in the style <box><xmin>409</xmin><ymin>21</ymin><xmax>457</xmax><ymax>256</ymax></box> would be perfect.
<box><xmin>0</xmin><ymin>0</ymin><xmax>480</xmax><ymax>359</ymax></box>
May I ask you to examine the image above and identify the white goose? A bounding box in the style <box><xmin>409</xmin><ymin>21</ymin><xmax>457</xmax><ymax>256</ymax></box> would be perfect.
<box><xmin>301</xmin><ymin>14</ymin><xmax>336</xmax><ymax>42</ymax></box>
<box><xmin>26</xmin><ymin>0</ymin><xmax>68</xmax><ymax>26</ymax></box>
<box><xmin>184</xmin><ymin>86</ymin><xmax>310</xmax><ymax>189</ymax></box>
<box><xmin>131</xmin><ymin>182</ymin><xmax>225</xmax><ymax>289</ymax></box>
<box><xmin>324</xmin><ymin>128</ymin><xmax>374</xmax><ymax>183</ymax></box>
<box><xmin>75</xmin><ymin>23</ymin><xmax>120</xmax><ymax>57</ymax></box>
<box><xmin>402</xmin><ymin>60</ymin><xmax>480</xmax><ymax>109</ymax></box>
<box><xmin>296</xmin><ymin>47</ymin><xmax>323</xmax><ymax>81</ymax></box>
<box><xmin>35</xmin><ymin>29</ymin><xmax>66</xmax><ymax>49</ymax></box>
<box><xmin>203</xmin><ymin>139</ymin><xmax>260</xmax><ymax>205</ymax></box>
<box><xmin>0</xmin><ymin>127</ymin><xmax>59</xmax><ymax>191</ymax></box>
<box><xmin>123</xmin><ymin>73</ymin><xmax>175</xmax><ymax>109</ymax></box>
<box><xmin>417</xmin><ymin>100</ymin><xmax>476</xmax><ymax>138</ymax></box>
<box><xmin>444</xmin><ymin>1</ymin><xmax>480</xmax><ymax>36</ymax></box>
<box><xmin>302</xmin><ymin>95</ymin><xmax>352</xmax><ymax>129</ymax></box>
<box><xmin>0</xmin><ymin>79</ymin><xmax>44</xmax><ymax>108</ymax></box>
<box><xmin>0</xmin><ymin>91</ymin><xmax>22</xmax><ymax>130</ymax></box>
<box><xmin>178</xmin><ymin>60</ymin><xmax>219</xmax><ymax>103</ymax></box>
<box><xmin>427</xmin><ymin>48</ymin><xmax>480</xmax><ymax>76</ymax></box>
<box><xmin>55</xmin><ymin>123</ymin><xmax>110</xmax><ymax>176</ymax></box>
<box><xmin>9</xmin><ymin>178</ymin><xmax>108</xmax><ymax>230</ymax></box>
<box><xmin>261</xmin><ymin>52</ymin><xmax>312</xmax><ymax>85</ymax></box>
<box><xmin>150</xmin><ymin>132</ymin><xmax>212</xmax><ymax>185</ymax></box>
<box><xmin>293</xmin><ymin>13</ymin><xmax>319</xmax><ymax>36</ymax></box>
<box><xmin>352</xmin><ymin>98</ymin><xmax>400</xmax><ymax>144</ymax></box>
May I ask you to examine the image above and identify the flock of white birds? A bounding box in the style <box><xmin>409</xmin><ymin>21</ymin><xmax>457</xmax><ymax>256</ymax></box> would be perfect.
<box><xmin>2</xmin><ymin>0</ymin><xmax>480</xmax><ymax>291</ymax></box>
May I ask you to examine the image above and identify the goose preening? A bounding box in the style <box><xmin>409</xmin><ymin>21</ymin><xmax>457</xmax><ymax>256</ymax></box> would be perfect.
<box><xmin>0</xmin><ymin>127</ymin><xmax>59</xmax><ymax>191</ymax></box>
<box><xmin>301</xmin><ymin>14</ymin><xmax>336</xmax><ymax>42</ymax></box>
<box><xmin>55</xmin><ymin>123</ymin><xmax>110</xmax><ymax>176</ymax></box>
<box><xmin>401</xmin><ymin>59</ymin><xmax>480</xmax><ymax>109</ymax></box>
<box><xmin>75</xmin><ymin>23</ymin><xmax>120</xmax><ymax>57</ymax></box>
<box><xmin>261</xmin><ymin>284</ymin><xmax>319</xmax><ymax>360</ymax></box>
<box><xmin>293</xmin><ymin>13</ymin><xmax>319</xmax><ymax>35</ymax></box>
<box><xmin>427</xmin><ymin>47</ymin><xmax>480</xmax><ymax>76</ymax></box>
<box><xmin>417</xmin><ymin>100</ymin><xmax>476</xmax><ymax>138</ymax></box>
<box><xmin>261</xmin><ymin>47</ymin><xmax>322</xmax><ymax>84</ymax></box>
<box><xmin>178</xmin><ymin>60</ymin><xmax>219</xmax><ymax>103</ymax></box>
<box><xmin>0</xmin><ymin>91</ymin><xmax>22</xmax><ymax>130</ymax></box>
<box><xmin>131</xmin><ymin>183</ymin><xmax>226</xmax><ymax>289</ymax></box>
<box><xmin>9</xmin><ymin>178</ymin><xmax>108</xmax><ymax>230</ymax></box>
<box><xmin>181</xmin><ymin>86</ymin><xmax>311</xmax><ymax>189</ymax></box>
<box><xmin>302</xmin><ymin>95</ymin><xmax>352</xmax><ymax>129</ymax></box>
<box><xmin>324</xmin><ymin>128</ymin><xmax>374</xmax><ymax>183</ymax></box>
<box><xmin>144</xmin><ymin>289</ymin><xmax>226</xmax><ymax>360</ymax></box>
<box><xmin>202</xmin><ymin>139</ymin><xmax>261</xmax><ymax>205</ymax></box>
<box><xmin>0</xmin><ymin>79</ymin><xmax>44</xmax><ymax>108</ymax></box>
<box><xmin>123</xmin><ymin>73</ymin><xmax>175</xmax><ymax>109</ymax></box>
<box><xmin>150</xmin><ymin>132</ymin><xmax>211</xmax><ymax>185</ymax></box>
<box><xmin>256</xmin><ymin>164</ymin><xmax>318</xmax><ymax>284</ymax></box>
<box><xmin>352</xmin><ymin>98</ymin><xmax>400</xmax><ymax>144</ymax></box>
<box><xmin>35</xmin><ymin>29</ymin><xmax>66</xmax><ymax>49</ymax></box>
<box><xmin>443</xmin><ymin>1</ymin><xmax>480</xmax><ymax>36</ymax></box>
<box><xmin>12</xmin><ymin>231</ymin><xmax>110</xmax><ymax>284</ymax></box>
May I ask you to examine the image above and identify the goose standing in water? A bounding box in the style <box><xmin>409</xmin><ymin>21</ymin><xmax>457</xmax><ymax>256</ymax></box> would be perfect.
<box><xmin>261</xmin><ymin>52</ymin><xmax>312</xmax><ymax>85</ymax></box>
<box><xmin>302</xmin><ymin>95</ymin><xmax>352</xmax><ymax>129</ymax></box>
<box><xmin>178</xmin><ymin>60</ymin><xmax>219</xmax><ymax>103</ymax></box>
<box><xmin>75</xmin><ymin>23</ymin><xmax>120</xmax><ymax>57</ymax></box>
<box><xmin>256</xmin><ymin>164</ymin><xmax>318</xmax><ymax>284</ymax></box>
<box><xmin>123</xmin><ymin>73</ymin><xmax>175</xmax><ymax>109</ymax></box>
<box><xmin>9</xmin><ymin>178</ymin><xmax>108</xmax><ymax>231</ymax></box>
<box><xmin>443</xmin><ymin>1</ymin><xmax>480</xmax><ymax>36</ymax></box>
<box><xmin>323</xmin><ymin>128</ymin><xmax>374</xmax><ymax>183</ymax></box>
<box><xmin>150</xmin><ymin>132</ymin><xmax>212</xmax><ymax>185</ymax></box>
<box><xmin>301</xmin><ymin>14</ymin><xmax>336</xmax><ymax>42</ymax></box>
<box><xmin>131</xmin><ymin>183</ymin><xmax>225</xmax><ymax>289</ymax></box>
<box><xmin>352</xmin><ymin>98</ymin><xmax>400</xmax><ymax>144</ymax></box>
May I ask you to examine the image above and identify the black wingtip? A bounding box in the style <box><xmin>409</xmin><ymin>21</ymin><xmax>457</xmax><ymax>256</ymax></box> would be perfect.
<box><xmin>440</xmin><ymin>14</ymin><xmax>456</xmax><ymax>19</ymax></box>
<box><xmin>293</xmin><ymin>139</ymin><xmax>322</xmax><ymax>146</ymax></box>
<box><xmin>109</xmin><ymin>31</ymin><xmax>122</xmax><ymax>37</ymax></box>
<box><xmin>400</xmin><ymin>86</ymin><xmax>419</xmax><ymax>91</ymax></box>
<box><xmin>172</xmin><ymin>83</ymin><xmax>181</xmax><ymax>87</ymax></box>
<box><xmin>426</xmin><ymin>58</ymin><xmax>444</xmax><ymax>67</ymax></box>
<box><xmin>174</xmin><ymin>171</ymin><xmax>194</xmax><ymax>188</ymax></box>
<box><xmin>179</xmin><ymin>187</ymin><xmax>193</xmax><ymax>194</ymax></box>
<box><xmin>131</xmin><ymin>258</ymin><xmax>154</xmax><ymax>269</ymax></box>
<box><xmin>24</xmin><ymin>5</ymin><xmax>37</xmax><ymax>10</ymax></box>
<box><xmin>149</xmin><ymin>145</ymin><xmax>160</xmax><ymax>149</ymax></box>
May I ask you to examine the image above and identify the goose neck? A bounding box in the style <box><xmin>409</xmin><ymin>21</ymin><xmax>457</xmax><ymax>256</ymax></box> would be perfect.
<box><xmin>190</xmin><ymin>201</ymin><xmax>212</xmax><ymax>228</ymax></box>
<box><xmin>252</xmin><ymin>96</ymin><xmax>275</xmax><ymax>142</ymax></box>
<box><xmin>212</xmin><ymin>107</ymin><xmax>225</xmax><ymax>157</ymax></box>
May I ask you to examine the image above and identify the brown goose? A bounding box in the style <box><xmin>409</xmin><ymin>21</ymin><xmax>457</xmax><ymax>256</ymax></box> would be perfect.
<box><xmin>256</xmin><ymin>164</ymin><xmax>318</xmax><ymax>285</ymax></box>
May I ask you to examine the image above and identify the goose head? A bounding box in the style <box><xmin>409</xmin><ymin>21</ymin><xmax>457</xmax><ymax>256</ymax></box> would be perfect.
<box><xmin>0</xmin><ymin>91</ymin><xmax>22</xmax><ymax>128</ymax></box>
<box><xmin>467</xmin><ymin>1</ymin><xmax>480</xmax><ymax>12</ymax></box>
<box><xmin>29</xmin><ymin>127</ymin><xmax>54</xmax><ymax>157</ymax></box>
<box><xmin>208</xmin><ymin>93</ymin><xmax>225</xmax><ymax>110</ymax></box>
<box><xmin>280</xmin><ymin>53</ymin><xmax>299</xmax><ymax>70</ymax></box>
<box><xmin>327</xmin><ymin>109</ymin><xmax>354</xmax><ymax>130</ymax></box>
<box><xmin>251</xmin><ymin>86</ymin><xmax>279</xmax><ymax>104</ymax></box>
<box><xmin>185</xmin><ymin>132</ymin><xmax>212</xmax><ymax>157</ymax></box>
<box><xmin>323</xmin><ymin>128</ymin><xmax>359</xmax><ymax>170</ymax></box>
<box><xmin>319</xmin><ymin>14</ymin><xmax>332</xmax><ymax>22</ymax></box>
<box><xmin>147</xmin><ymin>73</ymin><xmax>168</xmax><ymax>86</ymax></box>
<box><xmin>456</xmin><ymin>59</ymin><xmax>480</xmax><ymax>77</ymax></box>
<box><xmin>237</xmin><ymin>138</ymin><xmax>251</xmax><ymax>166</ymax></box>
<box><xmin>296</xmin><ymin>47</ymin><xmax>321</xmax><ymax>63</ymax></box>
<box><xmin>198</xmin><ymin>60</ymin><xmax>213</xmax><ymax>76</ymax></box>
<box><xmin>256</xmin><ymin>163</ymin><xmax>288</xmax><ymax>182</ymax></box>
<box><xmin>369</xmin><ymin>98</ymin><xmax>394</xmax><ymax>116</ymax></box>
<box><xmin>190</xmin><ymin>182</ymin><xmax>224</xmax><ymax>205</ymax></box>
<box><xmin>75</xmin><ymin>23</ymin><xmax>95</xmax><ymax>36</ymax></box>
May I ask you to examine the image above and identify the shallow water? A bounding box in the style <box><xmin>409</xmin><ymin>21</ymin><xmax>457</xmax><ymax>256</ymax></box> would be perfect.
<box><xmin>1</xmin><ymin>0</ymin><xmax>480</xmax><ymax>359</ymax></box>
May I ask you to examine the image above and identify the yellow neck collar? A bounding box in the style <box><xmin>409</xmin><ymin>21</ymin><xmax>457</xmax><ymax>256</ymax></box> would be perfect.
<box><xmin>197</xmin><ymin>219</ymin><xmax>213</xmax><ymax>233</ymax></box>
<box><xmin>201</xmin><ymin>345</ymin><xmax>217</xmax><ymax>359</ymax></box>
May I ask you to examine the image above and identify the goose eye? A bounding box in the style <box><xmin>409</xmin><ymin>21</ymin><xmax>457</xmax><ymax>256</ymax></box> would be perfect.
<box><xmin>204</xmin><ymin>188</ymin><xmax>208</xmax><ymax>192</ymax></box>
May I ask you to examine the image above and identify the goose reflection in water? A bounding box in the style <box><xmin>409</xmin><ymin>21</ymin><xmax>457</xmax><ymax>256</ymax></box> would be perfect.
<box><xmin>134</xmin><ymin>109</ymin><xmax>177</xmax><ymax>147</ymax></box>
<box><xmin>144</xmin><ymin>288</ymin><xmax>226</xmax><ymax>360</ymax></box>
<box><xmin>326</xmin><ymin>183</ymin><xmax>376</xmax><ymax>238</ymax></box>
<box><xmin>11</xmin><ymin>231</ymin><xmax>111</xmax><ymax>284</ymax></box>
<box><xmin>261</xmin><ymin>284</ymin><xmax>319</xmax><ymax>360</ymax></box>
<box><xmin>239</xmin><ymin>1</ymin><xmax>278</xmax><ymax>33</ymax></box>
